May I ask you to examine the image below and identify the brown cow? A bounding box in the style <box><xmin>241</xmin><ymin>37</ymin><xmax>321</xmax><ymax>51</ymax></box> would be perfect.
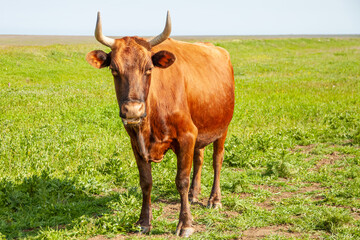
<box><xmin>86</xmin><ymin>11</ymin><xmax>234</xmax><ymax>237</ymax></box>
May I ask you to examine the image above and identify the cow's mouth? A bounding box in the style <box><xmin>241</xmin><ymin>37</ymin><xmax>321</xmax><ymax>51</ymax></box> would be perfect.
<box><xmin>122</xmin><ymin>118</ymin><xmax>142</xmax><ymax>126</ymax></box>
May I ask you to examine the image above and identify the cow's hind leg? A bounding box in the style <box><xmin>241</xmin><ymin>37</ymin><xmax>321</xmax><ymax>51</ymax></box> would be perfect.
<box><xmin>208</xmin><ymin>131</ymin><xmax>227</xmax><ymax>209</ymax></box>
<box><xmin>189</xmin><ymin>147</ymin><xmax>204</xmax><ymax>203</ymax></box>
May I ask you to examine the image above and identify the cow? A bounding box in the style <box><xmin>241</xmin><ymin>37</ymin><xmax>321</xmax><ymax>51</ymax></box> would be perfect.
<box><xmin>86</xmin><ymin>11</ymin><xmax>234</xmax><ymax>237</ymax></box>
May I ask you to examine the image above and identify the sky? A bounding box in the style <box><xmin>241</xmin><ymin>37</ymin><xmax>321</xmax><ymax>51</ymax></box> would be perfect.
<box><xmin>0</xmin><ymin>0</ymin><xmax>359</xmax><ymax>36</ymax></box>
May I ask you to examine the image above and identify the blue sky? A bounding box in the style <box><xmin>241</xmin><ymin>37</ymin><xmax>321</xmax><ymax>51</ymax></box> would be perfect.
<box><xmin>0</xmin><ymin>0</ymin><xmax>359</xmax><ymax>36</ymax></box>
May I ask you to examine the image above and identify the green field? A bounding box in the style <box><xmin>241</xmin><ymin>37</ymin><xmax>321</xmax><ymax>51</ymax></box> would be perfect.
<box><xmin>0</xmin><ymin>37</ymin><xmax>359</xmax><ymax>239</ymax></box>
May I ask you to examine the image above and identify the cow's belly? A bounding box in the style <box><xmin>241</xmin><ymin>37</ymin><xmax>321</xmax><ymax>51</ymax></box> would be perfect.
<box><xmin>195</xmin><ymin>126</ymin><xmax>228</xmax><ymax>149</ymax></box>
<box><xmin>192</xmin><ymin>105</ymin><xmax>233</xmax><ymax>149</ymax></box>
<box><xmin>192</xmin><ymin>95</ymin><xmax>234</xmax><ymax>148</ymax></box>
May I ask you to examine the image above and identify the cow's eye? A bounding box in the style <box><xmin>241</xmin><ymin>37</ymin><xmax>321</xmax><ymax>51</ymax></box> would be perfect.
<box><xmin>111</xmin><ymin>69</ymin><xmax>119</xmax><ymax>76</ymax></box>
<box><xmin>145</xmin><ymin>68</ymin><xmax>152</xmax><ymax>76</ymax></box>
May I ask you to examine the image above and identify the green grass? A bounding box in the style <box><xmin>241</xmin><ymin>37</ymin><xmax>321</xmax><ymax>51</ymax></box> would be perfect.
<box><xmin>1</xmin><ymin>37</ymin><xmax>360</xmax><ymax>239</ymax></box>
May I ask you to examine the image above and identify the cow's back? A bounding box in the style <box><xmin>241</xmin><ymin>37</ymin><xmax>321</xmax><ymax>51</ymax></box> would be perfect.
<box><xmin>151</xmin><ymin>39</ymin><xmax>235</xmax><ymax>147</ymax></box>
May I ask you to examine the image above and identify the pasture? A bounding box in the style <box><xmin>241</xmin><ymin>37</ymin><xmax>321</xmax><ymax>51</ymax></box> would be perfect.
<box><xmin>0</xmin><ymin>36</ymin><xmax>359</xmax><ymax>239</ymax></box>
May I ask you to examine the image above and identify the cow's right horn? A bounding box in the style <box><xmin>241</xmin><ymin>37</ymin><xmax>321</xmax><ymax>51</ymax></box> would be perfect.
<box><xmin>95</xmin><ymin>12</ymin><xmax>115</xmax><ymax>48</ymax></box>
<box><xmin>149</xmin><ymin>11</ymin><xmax>172</xmax><ymax>47</ymax></box>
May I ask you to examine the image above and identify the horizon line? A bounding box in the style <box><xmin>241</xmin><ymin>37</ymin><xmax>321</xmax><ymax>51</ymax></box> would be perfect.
<box><xmin>1</xmin><ymin>34</ymin><xmax>360</xmax><ymax>38</ymax></box>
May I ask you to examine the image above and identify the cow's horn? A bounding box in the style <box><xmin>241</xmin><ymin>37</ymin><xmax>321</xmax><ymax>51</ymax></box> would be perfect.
<box><xmin>95</xmin><ymin>12</ymin><xmax>115</xmax><ymax>48</ymax></box>
<box><xmin>149</xmin><ymin>11</ymin><xmax>171</xmax><ymax>47</ymax></box>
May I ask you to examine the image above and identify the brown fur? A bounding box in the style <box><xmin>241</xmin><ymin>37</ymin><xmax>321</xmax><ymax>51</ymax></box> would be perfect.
<box><xmin>86</xmin><ymin>36</ymin><xmax>234</xmax><ymax>236</ymax></box>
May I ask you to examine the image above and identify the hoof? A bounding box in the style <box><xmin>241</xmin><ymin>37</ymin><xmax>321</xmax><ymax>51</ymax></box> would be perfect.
<box><xmin>139</xmin><ymin>225</ymin><xmax>151</xmax><ymax>234</ymax></box>
<box><xmin>176</xmin><ymin>227</ymin><xmax>195</xmax><ymax>237</ymax></box>
<box><xmin>207</xmin><ymin>202</ymin><xmax>222</xmax><ymax>209</ymax></box>
<box><xmin>189</xmin><ymin>197</ymin><xmax>199</xmax><ymax>203</ymax></box>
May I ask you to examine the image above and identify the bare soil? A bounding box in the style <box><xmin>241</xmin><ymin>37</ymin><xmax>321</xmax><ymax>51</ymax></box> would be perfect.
<box><xmin>292</xmin><ymin>144</ymin><xmax>317</xmax><ymax>154</ymax></box>
<box><xmin>240</xmin><ymin>225</ymin><xmax>305</xmax><ymax>239</ymax></box>
<box><xmin>311</xmin><ymin>151</ymin><xmax>346</xmax><ymax>171</ymax></box>
<box><xmin>255</xmin><ymin>182</ymin><xmax>325</xmax><ymax>210</ymax></box>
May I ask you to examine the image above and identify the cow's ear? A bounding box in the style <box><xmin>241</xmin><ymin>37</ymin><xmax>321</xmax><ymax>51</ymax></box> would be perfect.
<box><xmin>86</xmin><ymin>50</ymin><xmax>111</xmax><ymax>69</ymax></box>
<box><xmin>152</xmin><ymin>51</ymin><xmax>176</xmax><ymax>68</ymax></box>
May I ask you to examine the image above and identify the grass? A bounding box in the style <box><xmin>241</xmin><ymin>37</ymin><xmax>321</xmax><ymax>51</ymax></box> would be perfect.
<box><xmin>0</xmin><ymin>37</ymin><xmax>359</xmax><ymax>239</ymax></box>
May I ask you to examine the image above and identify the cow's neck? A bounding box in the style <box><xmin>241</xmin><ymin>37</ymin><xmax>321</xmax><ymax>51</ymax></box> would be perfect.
<box><xmin>125</xmin><ymin>99</ymin><xmax>171</xmax><ymax>163</ymax></box>
<box><xmin>125</xmin><ymin>119</ymin><xmax>150</xmax><ymax>162</ymax></box>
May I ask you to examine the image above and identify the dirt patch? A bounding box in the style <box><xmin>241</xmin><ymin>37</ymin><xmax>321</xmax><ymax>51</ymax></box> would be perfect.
<box><xmin>112</xmin><ymin>188</ymin><xmax>127</xmax><ymax>193</ymax></box>
<box><xmin>292</xmin><ymin>144</ymin><xmax>316</xmax><ymax>154</ymax></box>
<box><xmin>298</xmin><ymin>183</ymin><xmax>327</xmax><ymax>201</ymax></box>
<box><xmin>297</xmin><ymin>183</ymin><xmax>323</xmax><ymax>193</ymax></box>
<box><xmin>240</xmin><ymin>225</ymin><xmax>303</xmax><ymax>239</ymax></box>
<box><xmin>353</xmin><ymin>214</ymin><xmax>360</xmax><ymax>220</ymax></box>
<box><xmin>254</xmin><ymin>184</ymin><xmax>283</xmax><ymax>193</ymax></box>
<box><xmin>238</xmin><ymin>192</ymin><xmax>253</xmax><ymax>198</ymax></box>
<box><xmin>255</xmin><ymin>183</ymin><xmax>325</xmax><ymax>210</ymax></box>
<box><xmin>311</xmin><ymin>151</ymin><xmax>345</xmax><ymax>171</ymax></box>
<box><xmin>256</xmin><ymin>191</ymin><xmax>294</xmax><ymax>210</ymax></box>
<box><xmin>155</xmin><ymin>199</ymin><xmax>180</xmax><ymax>222</ymax></box>
<box><xmin>223</xmin><ymin>210</ymin><xmax>241</xmax><ymax>218</ymax></box>
<box><xmin>272</xmin><ymin>191</ymin><xmax>294</xmax><ymax>201</ymax></box>
<box><xmin>88</xmin><ymin>232</ymin><xmax>177</xmax><ymax>240</ymax></box>
<box><xmin>257</xmin><ymin>182</ymin><xmax>324</xmax><ymax>197</ymax></box>
<box><xmin>257</xmin><ymin>201</ymin><xmax>274</xmax><ymax>210</ymax></box>
<box><xmin>88</xmin><ymin>235</ymin><xmax>110</xmax><ymax>240</ymax></box>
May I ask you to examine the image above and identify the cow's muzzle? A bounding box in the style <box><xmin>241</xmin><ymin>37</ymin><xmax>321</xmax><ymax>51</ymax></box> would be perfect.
<box><xmin>120</xmin><ymin>101</ymin><xmax>146</xmax><ymax>126</ymax></box>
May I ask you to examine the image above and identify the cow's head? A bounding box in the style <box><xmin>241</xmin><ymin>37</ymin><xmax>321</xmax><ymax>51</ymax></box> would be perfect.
<box><xmin>86</xmin><ymin>12</ymin><xmax>175</xmax><ymax>126</ymax></box>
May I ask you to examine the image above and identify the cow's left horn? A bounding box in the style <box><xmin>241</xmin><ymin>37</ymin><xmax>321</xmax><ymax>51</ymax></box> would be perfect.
<box><xmin>149</xmin><ymin>11</ymin><xmax>172</xmax><ymax>47</ymax></box>
<box><xmin>95</xmin><ymin>11</ymin><xmax>115</xmax><ymax>48</ymax></box>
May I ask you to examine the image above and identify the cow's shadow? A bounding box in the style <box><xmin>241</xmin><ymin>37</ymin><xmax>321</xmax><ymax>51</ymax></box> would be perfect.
<box><xmin>0</xmin><ymin>171</ymin><xmax>139</xmax><ymax>239</ymax></box>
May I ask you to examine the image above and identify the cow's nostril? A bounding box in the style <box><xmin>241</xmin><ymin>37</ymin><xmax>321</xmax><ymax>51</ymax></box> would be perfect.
<box><xmin>121</xmin><ymin>101</ymin><xmax>146</xmax><ymax>119</ymax></box>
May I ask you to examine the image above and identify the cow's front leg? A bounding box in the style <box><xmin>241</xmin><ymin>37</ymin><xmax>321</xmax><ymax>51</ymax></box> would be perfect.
<box><xmin>175</xmin><ymin>130</ymin><xmax>197</xmax><ymax>237</ymax></box>
<box><xmin>134</xmin><ymin>151</ymin><xmax>153</xmax><ymax>233</ymax></box>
